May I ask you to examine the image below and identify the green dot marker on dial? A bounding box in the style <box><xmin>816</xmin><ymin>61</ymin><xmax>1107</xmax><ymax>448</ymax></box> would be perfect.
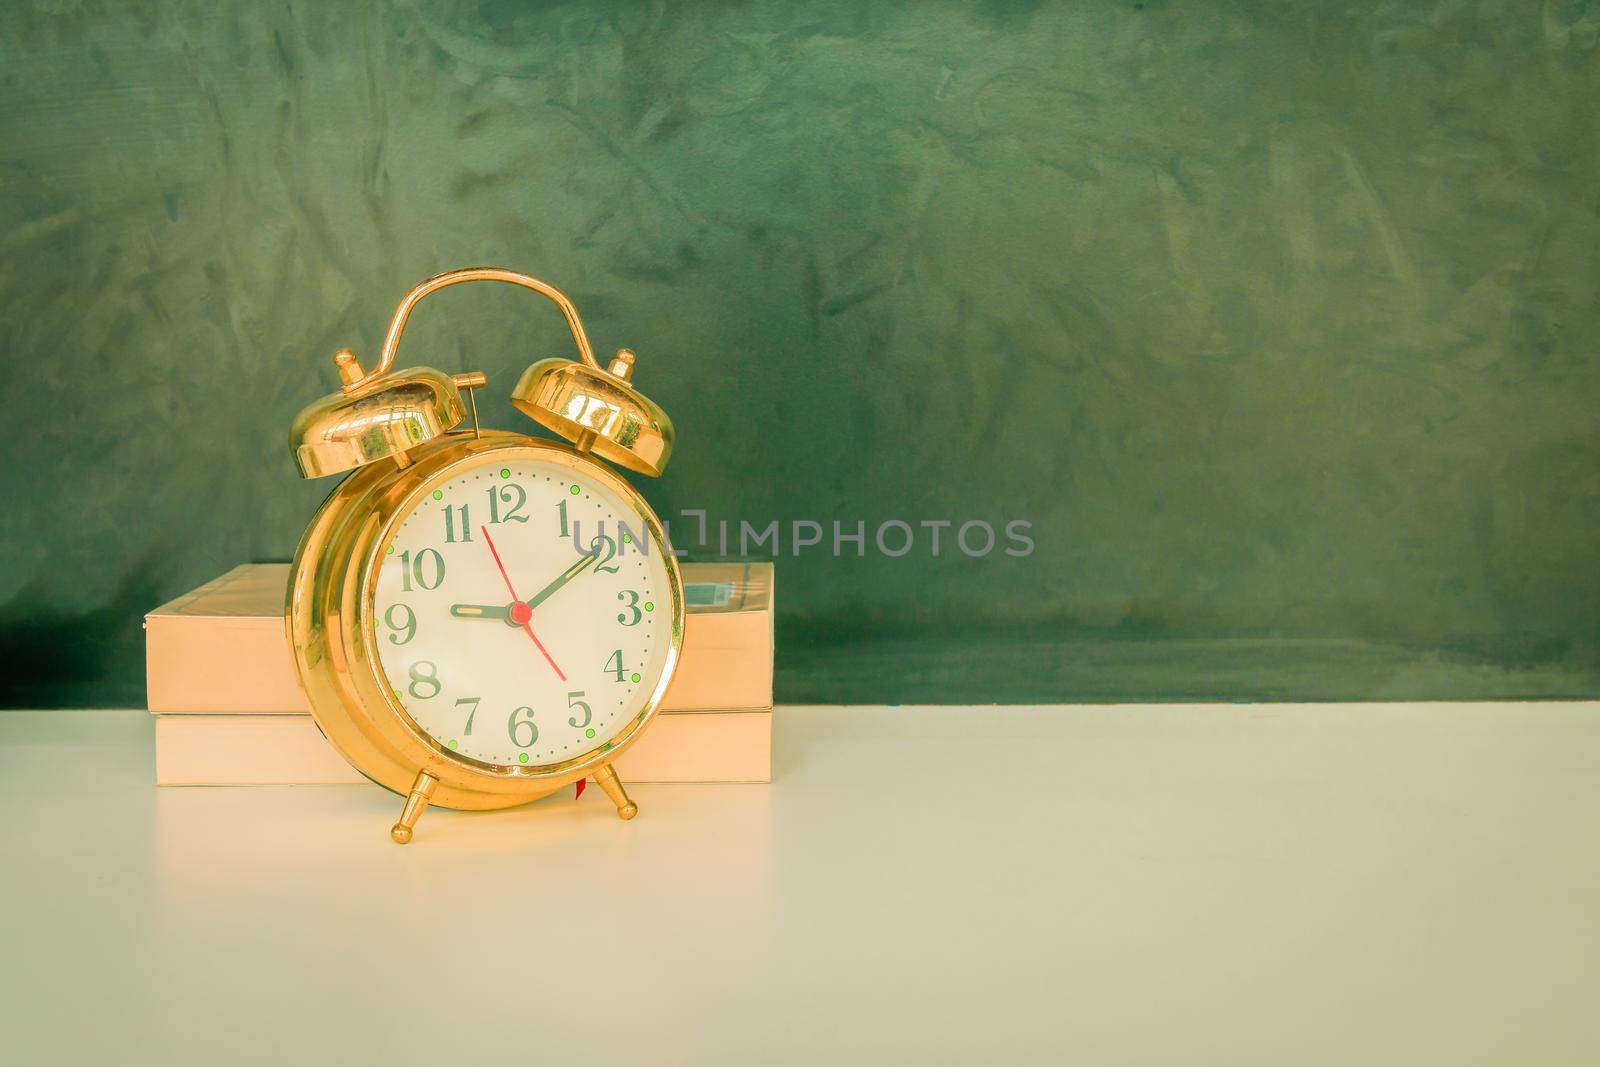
<box><xmin>622</xmin><ymin>533</ymin><xmax>631</xmax><ymax>543</ymax></box>
<box><xmin>630</xmin><ymin>673</ymin><xmax>641</xmax><ymax>683</ymax></box>
<box><xmin>518</xmin><ymin>752</ymin><xmax>529</xmax><ymax>764</ymax></box>
<box><xmin>569</xmin><ymin>484</ymin><xmax>581</xmax><ymax>495</ymax></box>
<box><xmin>500</xmin><ymin>468</ymin><xmax>510</xmax><ymax>478</ymax></box>
<box><xmin>644</xmin><ymin>601</ymin><xmax>654</xmax><ymax>612</ymax></box>
<box><xmin>585</xmin><ymin>728</ymin><xmax>595</xmax><ymax>739</ymax></box>
<box><xmin>448</xmin><ymin>739</ymin><xmax>457</xmax><ymax>750</ymax></box>
<box><xmin>431</xmin><ymin>489</ymin><xmax>443</xmax><ymax>500</ymax></box>
<box><xmin>387</xmin><ymin>545</ymin><xmax>394</xmax><ymax>555</ymax></box>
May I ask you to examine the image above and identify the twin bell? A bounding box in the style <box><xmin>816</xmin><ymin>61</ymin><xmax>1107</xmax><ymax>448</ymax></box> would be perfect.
<box><xmin>288</xmin><ymin>267</ymin><xmax>672</xmax><ymax>481</ymax></box>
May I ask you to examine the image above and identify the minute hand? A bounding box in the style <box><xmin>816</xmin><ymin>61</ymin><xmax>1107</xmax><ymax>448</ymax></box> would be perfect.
<box><xmin>523</xmin><ymin>551</ymin><xmax>599</xmax><ymax>612</ymax></box>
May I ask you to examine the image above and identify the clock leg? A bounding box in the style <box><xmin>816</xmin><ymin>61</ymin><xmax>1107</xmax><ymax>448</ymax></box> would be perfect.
<box><xmin>592</xmin><ymin>764</ymin><xmax>638</xmax><ymax>820</ymax></box>
<box><xmin>390</xmin><ymin>770</ymin><xmax>439</xmax><ymax>844</ymax></box>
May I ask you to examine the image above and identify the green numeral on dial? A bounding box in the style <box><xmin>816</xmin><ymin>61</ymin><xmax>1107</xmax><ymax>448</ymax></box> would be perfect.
<box><xmin>508</xmin><ymin>706</ymin><xmax>538</xmax><ymax>749</ymax></box>
<box><xmin>398</xmin><ymin>549</ymin><xmax>446</xmax><ymax>591</ymax></box>
<box><xmin>591</xmin><ymin>534</ymin><xmax>620</xmax><ymax>574</ymax></box>
<box><xmin>408</xmin><ymin>661</ymin><xmax>440</xmax><ymax>699</ymax></box>
<box><xmin>455</xmin><ymin>696</ymin><xmax>480</xmax><ymax>735</ymax></box>
<box><xmin>488</xmin><ymin>483</ymin><xmax>527</xmax><ymax>524</ymax></box>
<box><xmin>616</xmin><ymin>590</ymin><xmax>641</xmax><ymax>626</ymax></box>
<box><xmin>567</xmin><ymin>691</ymin><xmax>592</xmax><ymax>729</ymax></box>
<box><xmin>384</xmin><ymin>604</ymin><xmax>416</xmax><ymax>645</ymax></box>
<box><xmin>443</xmin><ymin>504</ymin><xmax>473</xmax><ymax>543</ymax></box>
<box><xmin>604</xmin><ymin>649</ymin><xmax>626</xmax><ymax>682</ymax></box>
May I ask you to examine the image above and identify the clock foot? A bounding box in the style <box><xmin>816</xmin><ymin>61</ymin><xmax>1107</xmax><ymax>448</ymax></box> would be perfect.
<box><xmin>390</xmin><ymin>770</ymin><xmax>439</xmax><ymax>844</ymax></box>
<box><xmin>592</xmin><ymin>764</ymin><xmax>638</xmax><ymax>820</ymax></box>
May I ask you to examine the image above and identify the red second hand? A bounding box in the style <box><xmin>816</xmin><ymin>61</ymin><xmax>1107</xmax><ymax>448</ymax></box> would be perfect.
<box><xmin>480</xmin><ymin>525</ymin><xmax>567</xmax><ymax>683</ymax></box>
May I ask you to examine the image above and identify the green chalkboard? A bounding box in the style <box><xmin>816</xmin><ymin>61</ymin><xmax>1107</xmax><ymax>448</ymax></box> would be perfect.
<box><xmin>2</xmin><ymin>1</ymin><xmax>1597</xmax><ymax>707</ymax></box>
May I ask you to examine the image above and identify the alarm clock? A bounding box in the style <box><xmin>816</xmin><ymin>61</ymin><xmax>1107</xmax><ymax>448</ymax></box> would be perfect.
<box><xmin>286</xmin><ymin>267</ymin><xmax>684</xmax><ymax>844</ymax></box>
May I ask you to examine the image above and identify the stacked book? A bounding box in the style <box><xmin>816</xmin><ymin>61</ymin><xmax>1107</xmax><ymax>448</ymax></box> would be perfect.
<box><xmin>147</xmin><ymin>562</ymin><xmax>773</xmax><ymax>784</ymax></box>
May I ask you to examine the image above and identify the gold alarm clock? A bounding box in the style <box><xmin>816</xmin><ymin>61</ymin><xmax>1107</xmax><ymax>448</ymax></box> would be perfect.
<box><xmin>286</xmin><ymin>267</ymin><xmax>684</xmax><ymax>844</ymax></box>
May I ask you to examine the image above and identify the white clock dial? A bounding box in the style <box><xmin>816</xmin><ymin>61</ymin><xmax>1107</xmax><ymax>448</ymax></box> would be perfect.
<box><xmin>371</xmin><ymin>452</ymin><xmax>674</xmax><ymax>768</ymax></box>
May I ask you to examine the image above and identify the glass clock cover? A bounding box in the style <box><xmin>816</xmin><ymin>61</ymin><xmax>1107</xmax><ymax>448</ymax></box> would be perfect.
<box><xmin>372</xmin><ymin>454</ymin><xmax>674</xmax><ymax>769</ymax></box>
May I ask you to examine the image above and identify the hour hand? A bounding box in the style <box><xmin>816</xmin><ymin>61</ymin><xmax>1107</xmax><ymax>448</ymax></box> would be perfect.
<box><xmin>449</xmin><ymin>552</ymin><xmax>597</xmax><ymax>623</ymax></box>
<box><xmin>450</xmin><ymin>603</ymin><xmax>512</xmax><ymax>621</ymax></box>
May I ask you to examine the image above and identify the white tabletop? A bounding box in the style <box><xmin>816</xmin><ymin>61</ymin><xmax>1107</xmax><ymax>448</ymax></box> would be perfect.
<box><xmin>3</xmin><ymin>703</ymin><xmax>1597</xmax><ymax>1065</ymax></box>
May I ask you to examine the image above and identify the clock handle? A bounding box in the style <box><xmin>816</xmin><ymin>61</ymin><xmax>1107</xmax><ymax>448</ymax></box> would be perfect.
<box><xmin>592</xmin><ymin>764</ymin><xmax>639</xmax><ymax>821</ymax></box>
<box><xmin>344</xmin><ymin>267</ymin><xmax>603</xmax><ymax>395</ymax></box>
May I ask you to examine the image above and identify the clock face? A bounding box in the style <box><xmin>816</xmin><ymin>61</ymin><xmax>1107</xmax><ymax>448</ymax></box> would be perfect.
<box><xmin>370</xmin><ymin>451</ymin><xmax>676</xmax><ymax>770</ymax></box>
